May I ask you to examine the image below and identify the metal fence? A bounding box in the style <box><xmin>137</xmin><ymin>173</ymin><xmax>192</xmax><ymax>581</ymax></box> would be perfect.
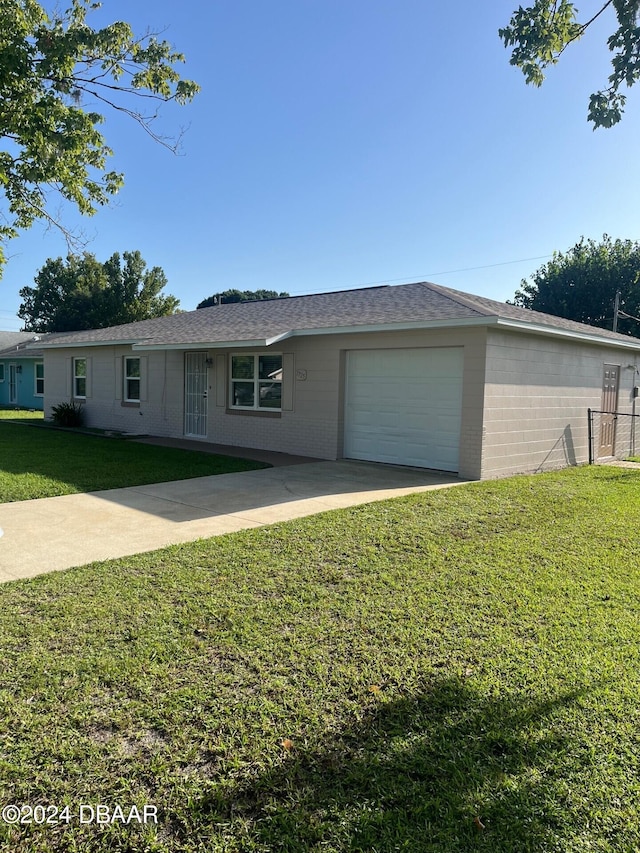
<box><xmin>587</xmin><ymin>408</ymin><xmax>640</xmax><ymax>464</ymax></box>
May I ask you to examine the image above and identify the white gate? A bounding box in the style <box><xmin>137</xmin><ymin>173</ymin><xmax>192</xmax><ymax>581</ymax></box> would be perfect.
<box><xmin>184</xmin><ymin>352</ymin><xmax>208</xmax><ymax>438</ymax></box>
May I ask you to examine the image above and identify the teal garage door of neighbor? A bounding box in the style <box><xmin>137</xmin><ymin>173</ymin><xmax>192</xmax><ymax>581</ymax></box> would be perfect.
<box><xmin>344</xmin><ymin>347</ymin><xmax>464</xmax><ymax>471</ymax></box>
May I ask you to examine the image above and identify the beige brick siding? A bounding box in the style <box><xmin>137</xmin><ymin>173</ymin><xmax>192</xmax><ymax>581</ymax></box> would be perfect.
<box><xmin>43</xmin><ymin>327</ymin><xmax>488</xmax><ymax>479</ymax></box>
<box><xmin>46</xmin><ymin>325</ymin><xmax>638</xmax><ymax>481</ymax></box>
<box><xmin>481</xmin><ymin>329</ymin><xmax>638</xmax><ymax>478</ymax></box>
<box><xmin>44</xmin><ymin>347</ymin><xmax>185</xmax><ymax>437</ymax></box>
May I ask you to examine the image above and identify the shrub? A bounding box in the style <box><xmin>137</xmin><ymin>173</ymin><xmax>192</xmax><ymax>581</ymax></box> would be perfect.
<box><xmin>50</xmin><ymin>401</ymin><xmax>85</xmax><ymax>427</ymax></box>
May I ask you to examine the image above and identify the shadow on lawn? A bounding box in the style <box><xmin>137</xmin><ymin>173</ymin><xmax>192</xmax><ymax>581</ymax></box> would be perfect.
<box><xmin>197</xmin><ymin>675</ymin><xmax>585</xmax><ymax>852</ymax></box>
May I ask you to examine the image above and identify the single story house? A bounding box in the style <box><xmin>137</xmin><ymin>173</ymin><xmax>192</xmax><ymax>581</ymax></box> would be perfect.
<box><xmin>32</xmin><ymin>282</ymin><xmax>640</xmax><ymax>479</ymax></box>
<box><xmin>0</xmin><ymin>332</ymin><xmax>46</xmax><ymax>411</ymax></box>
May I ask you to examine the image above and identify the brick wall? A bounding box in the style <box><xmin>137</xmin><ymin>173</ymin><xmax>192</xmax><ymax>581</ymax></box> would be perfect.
<box><xmin>481</xmin><ymin>329</ymin><xmax>638</xmax><ymax>478</ymax></box>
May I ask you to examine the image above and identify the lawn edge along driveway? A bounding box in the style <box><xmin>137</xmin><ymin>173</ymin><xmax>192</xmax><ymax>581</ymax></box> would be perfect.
<box><xmin>0</xmin><ymin>461</ymin><xmax>464</xmax><ymax>581</ymax></box>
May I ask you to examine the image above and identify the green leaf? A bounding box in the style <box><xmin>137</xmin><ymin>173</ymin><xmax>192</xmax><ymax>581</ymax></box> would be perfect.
<box><xmin>501</xmin><ymin>0</ymin><xmax>640</xmax><ymax>129</ymax></box>
<box><xmin>0</xmin><ymin>0</ymin><xmax>200</xmax><ymax>278</ymax></box>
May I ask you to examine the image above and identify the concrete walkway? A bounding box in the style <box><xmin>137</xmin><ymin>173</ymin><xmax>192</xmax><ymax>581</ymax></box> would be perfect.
<box><xmin>0</xmin><ymin>461</ymin><xmax>468</xmax><ymax>583</ymax></box>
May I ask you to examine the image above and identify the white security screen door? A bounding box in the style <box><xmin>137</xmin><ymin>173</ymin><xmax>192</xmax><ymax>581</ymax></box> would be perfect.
<box><xmin>184</xmin><ymin>352</ymin><xmax>208</xmax><ymax>437</ymax></box>
<box><xmin>8</xmin><ymin>364</ymin><xmax>17</xmax><ymax>404</ymax></box>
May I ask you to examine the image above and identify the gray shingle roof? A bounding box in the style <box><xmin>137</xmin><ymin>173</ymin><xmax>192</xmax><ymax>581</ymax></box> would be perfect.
<box><xmin>0</xmin><ymin>332</ymin><xmax>47</xmax><ymax>358</ymax></box>
<box><xmin>424</xmin><ymin>283</ymin><xmax>636</xmax><ymax>341</ymax></box>
<box><xmin>35</xmin><ymin>282</ymin><xmax>640</xmax><ymax>350</ymax></box>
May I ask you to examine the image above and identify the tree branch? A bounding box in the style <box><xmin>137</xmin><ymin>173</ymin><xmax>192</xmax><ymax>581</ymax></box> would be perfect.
<box><xmin>69</xmin><ymin>76</ymin><xmax>178</xmax><ymax>102</ymax></box>
<box><xmin>69</xmin><ymin>83</ymin><xmax>181</xmax><ymax>150</ymax></box>
<box><xmin>558</xmin><ymin>0</ymin><xmax>615</xmax><ymax>56</ymax></box>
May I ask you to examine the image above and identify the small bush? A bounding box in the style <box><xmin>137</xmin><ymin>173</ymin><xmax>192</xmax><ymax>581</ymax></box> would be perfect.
<box><xmin>50</xmin><ymin>401</ymin><xmax>85</xmax><ymax>427</ymax></box>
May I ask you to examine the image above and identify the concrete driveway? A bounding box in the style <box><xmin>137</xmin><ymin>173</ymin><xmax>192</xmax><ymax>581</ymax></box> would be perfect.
<box><xmin>0</xmin><ymin>461</ymin><xmax>468</xmax><ymax>583</ymax></box>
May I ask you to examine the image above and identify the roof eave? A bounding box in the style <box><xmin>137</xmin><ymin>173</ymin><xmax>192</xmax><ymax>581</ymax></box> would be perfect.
<box><xmin>276</xmin><ymin>316</ymin><xmax>493</xmax><ymax>340</ymax></box>
<box><xmin>38</xmin><ymin>339</ymin><xmax>141</xmax><ymax>350</ymax></box>
<box><xmin>131</xmin><ymin>318</ymin><xmax>493</xmax><ymax>350</ymax></box>
<box><xmin>30</xmin><ymin>315</ymin><xmax>639</xmax><ymax>352</ymax></box>
<box><xmin>132</xmin><ymin>339</ymin><xmax>271</xmax><ymax>351</ymax></box>
<box><xmin>495</xmin><ymin>317</ymin><xmax>640</xmax><ymax>350</ymax></box>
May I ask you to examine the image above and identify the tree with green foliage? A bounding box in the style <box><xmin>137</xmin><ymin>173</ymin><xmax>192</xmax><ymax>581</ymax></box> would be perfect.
<box><xmin>18</xmin><ymin>250</ymin><xmax>180</xmax><ymax>331</ymax></box>
<box><xmin>197</xmin><ymin>289</ymin><xmax>290</xmax><ymax>309</ymax></box>
<box><xmin>513</xmin><ymin>235</ymin><xmax>640</xmax><ymax>336</ymax></box>
<box><xmin>0</xmin><ymin>0</ymin><xmax>199</xmax><ymax>275</ymax></box>
<box><xmin>500</xmin><ymin>1</ymin><xmax>640</xmax><ymax>128</ymax></box>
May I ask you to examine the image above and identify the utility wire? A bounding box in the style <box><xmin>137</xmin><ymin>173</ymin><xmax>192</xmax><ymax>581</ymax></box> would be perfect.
<box><xmin>286</xmin><ymin>253</ymin><xmax>555</xmax><ymax>297</ymax></box>
<box><xmin>354</xmin><ymin>253</ymin><xmax>554</xmax><ymax>286</ymax></box>
<box><xmin>619</xmin><ymin>309</ymin><xmax>640</xmax><ymax>324</ymax></box>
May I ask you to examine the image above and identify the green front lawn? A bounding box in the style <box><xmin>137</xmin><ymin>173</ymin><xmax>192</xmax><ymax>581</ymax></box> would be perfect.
<box><xmin>0</xmin><ymin>421</ymin><xmax>267</xmax><ymax>501</ymax></box>
<box><xmin>1</xmin><ymin>465</ymin><xmax>639</xmax><ymax>851</ymax></box>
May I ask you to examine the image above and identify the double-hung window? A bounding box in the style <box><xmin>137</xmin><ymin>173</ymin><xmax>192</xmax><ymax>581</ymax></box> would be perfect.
<box><xmin>34</xmin><ymin>362</ymin><xmax>44</xmax><ymax>396</ymax></box>
<box><xmin>124</xmin><ymin>357</ymin><xmax>141</xmax><ymax>402</ymax></box>
<box><xmin>230</xmin><ymin>354</ymin><xmax>282</xmax><ymax>410</ymax></box>
<box><xmin>73</xmin><ymin>358</ymin><xmax>86</xmax><ymax>399</ymax></box>
<box><xmin>0</xmin><ymin>364</ymin><xmax>4</xmax><ymax>382</ymax></box>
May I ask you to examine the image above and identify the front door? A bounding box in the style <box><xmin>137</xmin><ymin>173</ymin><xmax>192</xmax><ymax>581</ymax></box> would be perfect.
<box><xmin>8</xmin><ymin>364</ymin><xmax>17</xmax><ymax>404</ymax></box>
<box><xmin>184</xmin><ymin>352</ymin><xmax>208</xmax><ymax>438</ymax></box>
<box><xmin>599</xmin><ymin>364</ymin><xmax>620</xmax><ymax>457</ymax></box>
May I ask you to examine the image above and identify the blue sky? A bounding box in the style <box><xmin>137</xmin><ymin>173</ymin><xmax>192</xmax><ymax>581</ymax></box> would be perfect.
<box><xmin>2</xmin><ymin>0</ymin><xmax>640</xmax><ymax>330</ymax></box>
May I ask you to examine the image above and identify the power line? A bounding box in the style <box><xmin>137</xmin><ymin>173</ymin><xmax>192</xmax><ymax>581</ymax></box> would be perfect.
<box><xmin>406</xmin><ymin>253</ymin><xmax>554</xmax><ymax>279</ymax></box>
<box><xmin>348</xmin><ymin>254</ymin><xmax>554</xmax><ymax>288</ymax></box>
<box><xmin>285</xmin><ymin>253</ymin><xmax>556</xmax><ymax>297</ymax></box>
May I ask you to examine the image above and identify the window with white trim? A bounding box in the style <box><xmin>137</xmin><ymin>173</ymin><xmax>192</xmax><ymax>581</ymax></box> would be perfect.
<box><xmin>230</xmin><ymin>354</ymin><xmax>282</xmax><ymax>410</ymax></box>
<box><xmin>0</xmin><ymin>364</ymin><xmax>4</xmax><ymax>382</ymax></box>
<box><xmin>73</xmin><ymin>358</ymin><xmax>86</xmax><ymax>399</ymax></box>
<box><xmin>124</xmin><ymin>356</ymin><xmax>141</xmax><ymax>402</ymax></box>
<box><xmin>34</xmin><ymin>362</ymin><xmax>44</xmax><ymax>396</ymax></box>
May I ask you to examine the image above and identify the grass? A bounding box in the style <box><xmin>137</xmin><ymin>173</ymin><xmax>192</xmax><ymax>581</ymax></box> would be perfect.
<box><xmin>0</xmin><ymin>407</ymin><xmax>44</xmax><ymax>421</ymax></box>
<box><xmin>0</xmin><ymin>465</ymin><xmax>639</xmax><ymax>851</ymax></box>
<box><xmin>0</xmin><ymin>418</ymin><xmax>267</xmax><ymax>502</ymax></box>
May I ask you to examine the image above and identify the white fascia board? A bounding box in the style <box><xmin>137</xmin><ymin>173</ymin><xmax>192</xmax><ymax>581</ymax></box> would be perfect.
<box><xmin>132</xmin><ymin>339</ymin><xmax>269</xmax><ymax>351</ymax></box>
<box><xmin>267</xmin><ymin>316</ymin><xmax>494</xmax><ymax>343</ymax></box>
<box><xmin>35</xmin><ymin>315</ymin><xmax>637</xmax><ymax>353</ymax></box>
<box><xmin>37</xmin><ymin>339</ymin><xmax>140</xmax><ymax>350</ymax></box>
<box><xmin>495</xmin><ymin>318</ymin><xmax>640</xmax><ymax>350</ymax></box>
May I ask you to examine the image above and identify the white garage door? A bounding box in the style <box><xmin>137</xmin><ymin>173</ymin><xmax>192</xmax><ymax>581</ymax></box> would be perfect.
<box><xmin>344</xmin><ymin>347</ymin><xmax>463</xmax><ymax>471</ymax></box>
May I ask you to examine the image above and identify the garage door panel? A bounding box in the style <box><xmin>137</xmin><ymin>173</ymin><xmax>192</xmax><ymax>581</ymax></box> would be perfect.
<box><xmin>344</xmin><ymin>347</ymin><xmax>463</xmax><ymax>471</ymax></box>
<box><xmin>436</xmin><ymin>412</ymin><xmax>462</xmax><ymax>429</ymax></box>
<box><xmin>404</xmin><ymin>413</ymin><xmax>428</xmax><ymax>430</ymax></box>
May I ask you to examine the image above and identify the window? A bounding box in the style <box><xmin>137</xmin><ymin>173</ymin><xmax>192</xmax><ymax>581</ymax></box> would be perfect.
<box><xmin>124</xmin><ymin>357</ymin><xmax>141</xmax><ymax>402</ymax></box>
<box><xmin>34</xmin><ymin>362</ymin><xmax>44</xmax><ymax>396</ymax></box>
<box><xmin>0</xmin><ymin>364</ymin><xmax>4</xmax><ymax>382</ymax></box>
<box><xmin>230</xmin><ymin>354</ymin><xmax>282</xmax><ymax>410</ymax></box>
<box><xmin>73</xmin><ymin>358</ymin><xmax>86</xmax><ymax>398</ymax></box>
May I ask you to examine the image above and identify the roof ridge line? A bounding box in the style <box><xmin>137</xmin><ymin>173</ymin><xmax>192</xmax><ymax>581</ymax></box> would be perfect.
<box><xmin>417</xmin><ymin>281</ymin><xmax>493</xmax><ymax>317</ymax></box>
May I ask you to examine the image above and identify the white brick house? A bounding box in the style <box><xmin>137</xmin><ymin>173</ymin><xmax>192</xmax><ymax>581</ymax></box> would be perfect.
<box><xmin>34</xmin><ymin>282</ymin><xmax>640</xmax><ymax>480</ymax></box>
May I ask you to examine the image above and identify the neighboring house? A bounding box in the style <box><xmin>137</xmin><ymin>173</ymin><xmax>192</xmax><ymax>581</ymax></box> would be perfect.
<box><xmin>30</xmin><ymin>282</ymin><xmax>640</xmax><ymax>479</ymax></box>
<box><xmin>0</xmin><ymin>332</ymin><xmax>46</xmax><ymax>411</ymax></box>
